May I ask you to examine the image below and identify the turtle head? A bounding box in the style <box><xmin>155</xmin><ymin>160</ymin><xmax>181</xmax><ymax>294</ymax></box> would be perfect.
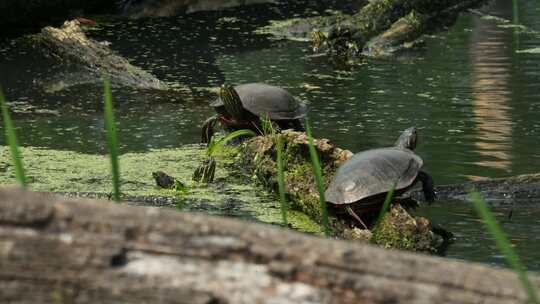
<box><xmin>219</xmin><ymin>84</ymin><xmax>245</xmax><ymax>122</ymax></box>
<box><xmin>311</xmin><ymin>30</ymin><xmax>327</xmax><ymax>52</ymax></box>
<box><xmin>395</xmin><ymin>127</ymin><xmax>418</xmax><ymax>150</ymax></box>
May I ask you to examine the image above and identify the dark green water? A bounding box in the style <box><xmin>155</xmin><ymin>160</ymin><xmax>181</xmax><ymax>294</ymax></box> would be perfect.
<box><xmin>1</xmin><ymin>0</ymin><xmax>540</xmax><ymax>270</ymax></box>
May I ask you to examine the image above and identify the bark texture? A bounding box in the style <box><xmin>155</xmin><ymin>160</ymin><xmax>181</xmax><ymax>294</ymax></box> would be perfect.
<box><xmin>1</xmin><ymin>187</ymin><xmax>538</xmax><ymax>303</ymax></box>
<box><xmin>28</xmin><ymin>20</ymin><xmax>168</xmax><ymax>90</ymax></box>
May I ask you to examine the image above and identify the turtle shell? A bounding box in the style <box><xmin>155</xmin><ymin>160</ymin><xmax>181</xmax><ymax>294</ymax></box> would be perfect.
<box><xmin>325</xmin><ymin>147</ymin><xmax>423</xmax><ymax>205</ymax></box>
<box><xmin>210</xmin><ymin>83</ymin><xmax>307</xmax><ymax>120</ymax></box>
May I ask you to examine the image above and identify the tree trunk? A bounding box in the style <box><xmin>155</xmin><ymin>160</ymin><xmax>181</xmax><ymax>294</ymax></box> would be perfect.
<box><xmin>0</xmin><ymin>187</ymin><xmax>538</xmax><ymax>303</ymax></box>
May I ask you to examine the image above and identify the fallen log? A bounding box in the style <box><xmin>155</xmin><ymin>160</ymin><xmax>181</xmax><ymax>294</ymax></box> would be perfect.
<box><xmin>258</xmin><ymin>0</ymin><xmax>488</xmax><ymax>57</ymax></box>
<box><xmin>26</xmin><ymin>20</ymin><xmax>168</xmax><ymax>90</ymax></box>
<box><xmin>0</xmin><ymin>187</ymin><xmax>538</xmax><ymax>303</ymax></box>
<box><xmin>427</xmin><ymin>173</ymin><xmax>540</xmax><ymax>205</ymax></box>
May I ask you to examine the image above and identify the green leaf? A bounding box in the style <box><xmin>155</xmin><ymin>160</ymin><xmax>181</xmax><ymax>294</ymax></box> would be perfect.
<box><xmin>207</xmin><ymin>129</ymin><xmax>257</xmax><ymax>156</ymax></box>
<box><xmin>0</xmin><ymin>85</ymin><xmax>27</xmax><ymax>188</ymax></box>
<box><xmin>374</xmin><ymin>183</ymin><xmax>396</xmax><ymax>226</ymax></box>
<box><xmin>103</xmin><ymin>78</ymin><xmax>120</xmax><ymax>202</ymax></box>
<box><xmin>470</xmin><ymin>190</ymin><xmax>539</xmax><ymax>304</ymax></box>
<box><xmin>276</xmin><ymin>135</ymin><xmax>289</xmax><ymax>226</ymax></box>
<box><xmin>305</xmin><ymin>118</ymin><xmax>330</xmax><ymax>236</ymax></box>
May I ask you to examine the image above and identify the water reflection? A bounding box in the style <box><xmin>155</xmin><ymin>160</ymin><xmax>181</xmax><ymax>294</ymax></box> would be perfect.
<box><xmin>469</xmin><ymin>5</ymin><xmax>514</xmax><ymax>177</ymax></box>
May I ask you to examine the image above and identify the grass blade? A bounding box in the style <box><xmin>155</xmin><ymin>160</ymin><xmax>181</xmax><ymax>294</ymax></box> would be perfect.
<box><xmin>470</xmin><ymin>190</ymin><xmax>539</xmax><ymax>304</ymax></box>
<box><xmin>103</xmin><ymin>79</ymin><xmax>120</xmax><ymax>202</ymax></box>
<box><xmin>305</xmin><ymin>118</ymin><xmax>330</xmax><ymax>236</ymax></box>
<box><xmin>276</xmin><ymin>135</ymin><xmax>289</xmax><ymax>226</ymax></box>
<box><xmin>374</xmin><ymin>183</ymin><xmax>396</xmax><ymax>227</ymax></box>
<box><xmin>207</xmin><ymin>129</ymin><xmax>256</xmax><ymax>156</ymax></box>
<box><xmin>0</xmin><ymin>86</ymin><xmax>27</xmax><ymax>188</ymax></box>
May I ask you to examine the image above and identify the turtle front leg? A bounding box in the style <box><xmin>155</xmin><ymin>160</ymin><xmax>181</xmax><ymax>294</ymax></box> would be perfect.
<box><xmin>290</xmin><ymin>119</ymin><xmax>305</xmax><ymax>132</ymax></box>
<box><xmin>417</xmin><ymin>170</ymin><xmax>436</xmax><ymax>203</ymax></box>
<box><xmin>201</xmin><ymin>114</ymin><xmax>219</xmax><ymax>144</ymax></box>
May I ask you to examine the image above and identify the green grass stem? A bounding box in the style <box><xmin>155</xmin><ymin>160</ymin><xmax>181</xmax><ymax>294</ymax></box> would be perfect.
<box><xmin>305</xmin><ymin>118</ymin><xmax>330</xmax><ymax>236</ymax></box>
<box><xmin>0</xmin><ymin>86</ymin><xmax>27</xmax><ymax>188</ymax></box>
<box><xmin>470</xmin><ymin>190</ymin><xmax>538</xmax><ymax>304</ymax></box>
<box><xmin>374</xmin><ymin>183</ymin><xmax>396</xmax><ymax>227</ymax></box>
<box><xmin>103</xmin><ymin>79</ymin><xmax>120</xmax><ymax>202</ymax></box>
<box><xmin>276</xmin><ymin>135</ymin><xmax>289</xmax><ymax>226</ymax></box>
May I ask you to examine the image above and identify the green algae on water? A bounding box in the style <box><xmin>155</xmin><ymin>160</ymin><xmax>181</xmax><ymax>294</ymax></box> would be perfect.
<box><xmin>0</xmin><ymin>145</ymin><xmax>322</xmax><ymax>234</ymax></box>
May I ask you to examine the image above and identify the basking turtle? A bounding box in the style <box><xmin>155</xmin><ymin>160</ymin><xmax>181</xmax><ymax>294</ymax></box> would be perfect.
<box><xmin>201</xmin><ymin>83</ymin><xmax>308</xmax><ymax>143</ymax></box>
<box><xmin>325</xmin><ymin>127</ymin><xmax>435</xmax><ymax>228</ymax></box>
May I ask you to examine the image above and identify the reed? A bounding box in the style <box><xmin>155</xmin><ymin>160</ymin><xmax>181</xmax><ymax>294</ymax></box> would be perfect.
<box><xmin>103</xmin><ymin>79</ymin><xmax>120</xmax><ymax>202</ymax></box>
<box><xmin>276</xmin><ymin>135</ymin><xmax>289</xmax><ymax>226</ymax></box>
<box><xmin>470</xmin><ymin>190</ymin><xmax>538</xmax><ymax>304</ymax></box>
<box><xmin>305</xmin><ymin>118</ymin><xmax>330</xmax><ymax>236</ymax></box>
<box><xmin>374</xmin><ymin>183</ymin><xmax>396</xmax><ymax>227</ymax></box>
<box><xmin>0</xmin><ymin>86</ymin><xmax>27</xmax><ymax>188</ymax></box>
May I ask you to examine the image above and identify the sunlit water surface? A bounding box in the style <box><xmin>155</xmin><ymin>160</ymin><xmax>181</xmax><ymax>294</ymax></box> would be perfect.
<box><xmin>1</xmin><ymin>0</ymin><xmax>539</xmax><ymax>270</ymax></box>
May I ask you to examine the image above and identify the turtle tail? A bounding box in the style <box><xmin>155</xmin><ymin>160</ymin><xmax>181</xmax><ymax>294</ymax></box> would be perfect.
<box><xmin>346</xmin><ymin>206</ymin><xmax>368</xmax><ymax>230</ymax></box>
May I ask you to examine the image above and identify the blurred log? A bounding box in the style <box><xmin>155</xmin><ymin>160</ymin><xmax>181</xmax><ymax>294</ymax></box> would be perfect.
<box><xmin>0</xmin><ymin>187</ymin><xmax>538</xmax><ymax>303</ymax></box>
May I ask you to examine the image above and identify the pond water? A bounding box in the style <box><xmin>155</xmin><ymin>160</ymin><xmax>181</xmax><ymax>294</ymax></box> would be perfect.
<box><xmin>1</xmin><ymin>0</ymin><xmax>539</xmax><ymax>270</ymax></box>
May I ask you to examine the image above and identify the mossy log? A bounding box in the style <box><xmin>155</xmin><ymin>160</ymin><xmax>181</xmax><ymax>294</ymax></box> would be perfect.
<box><xmin>240</xmin><ymin>130</ymin><xmax>445</xmax><ymax>252</ymax></box>
<box><xmin>0</xmin><ymin>187</ymin><xmax>538</xmax><ymax>303</ymax></box>
<box><xmin>27</xmin><ymin>20</ymin><xmax>168</xmax><ymax>90</ymax></box>
<box><xmin>361</xmin><ymin>0</ymin><xmax>488</xmax><ymax>56</ymax></box>
<box><xmin>259</xmin><ymin>0</ymin><xmax>487</xmax><ymax>57</ymax></box>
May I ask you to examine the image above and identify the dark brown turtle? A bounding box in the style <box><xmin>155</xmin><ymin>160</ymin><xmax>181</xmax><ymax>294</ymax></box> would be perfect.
<box><xmin>201</xmin><ymin>83</ymin><xmax>308</xmax><ymax>143</ymax></box>
<box><xmin>325</xmin><ymin>127</ymin><xmax>435</xmax><ymax>228</ymax></box>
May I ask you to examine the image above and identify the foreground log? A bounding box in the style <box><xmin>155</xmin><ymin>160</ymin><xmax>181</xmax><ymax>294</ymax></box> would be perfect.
<box><xmin>27</xmin><ymin>20</ymin><xmax>168</xmax><ymax>90</ymax></box>
<box><xmin>0</xmin><ymin>187</ymin><xmax>538</xmax><ymax>303</ymax></box>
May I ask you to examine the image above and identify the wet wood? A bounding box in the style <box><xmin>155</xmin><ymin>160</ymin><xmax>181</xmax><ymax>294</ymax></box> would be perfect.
<box><xmin>30</xmin><ymin>20</ymin><xmax>168</xmax><ymax>90</ymax></box>
<box><xmin>0</xmin><ymin>187</ymin><xmax>538</xmax><ymax>303</ymax></box>
<box><xmin>429</xmin><ymin>173</ymin><xmax>540</xmax><ymax>205</ymax></box>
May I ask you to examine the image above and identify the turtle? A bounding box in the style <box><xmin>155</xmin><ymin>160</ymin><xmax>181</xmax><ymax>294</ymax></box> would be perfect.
<box><xmin>325</xmin><ymin>127</ymin><xmax>435</xmax><ymax>229</ymax></box>
<box><xmin>201</xmin><ymin>83</ymin><xmax>308</xmax><ymax>143</ymax></box>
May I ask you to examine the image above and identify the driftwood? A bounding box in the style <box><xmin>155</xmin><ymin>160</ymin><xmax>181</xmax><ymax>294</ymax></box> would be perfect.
<box><xmin>28</xmin><ymin>20</ymin><xmax>168</xmax><ymax>90</ymax></box>
<box><xmin>0</xmin><ymin>187</ymin><xmax>538</xmax><ymax>303</ymax></box>
<box><xmin>424</xmin><ymin>173</ymin><xmax>540</xmax><ymax>205</ymax></box>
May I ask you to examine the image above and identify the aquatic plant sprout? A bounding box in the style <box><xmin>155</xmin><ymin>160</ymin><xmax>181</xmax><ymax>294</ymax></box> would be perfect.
<box><xmin>194</xmin><ymin>129</ymin><xmax>256</xmax><ymax>183</ymax></box>
<box><xmin>206</xmin><ymin>129</ymin><xmax>256</xmax><ymax>157</ymax></box>
<box><xmin>103</xmin><ymin>79</ymin><xmax>121</xmax><ymax>202</ymax></box>
<box><xmin>305</xmin><ymin>118</ymin><xmax>330</xmax><ymax>236</ymax></box>
<box><xmin>469</xmin><ymin>190</ymin><xmax>539</xmax><ymax>304</ymax></box>
<box><xmin>0</xmin><ymin>86</ymin><xmax>27</xmax><ymax>188</ymax></box>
